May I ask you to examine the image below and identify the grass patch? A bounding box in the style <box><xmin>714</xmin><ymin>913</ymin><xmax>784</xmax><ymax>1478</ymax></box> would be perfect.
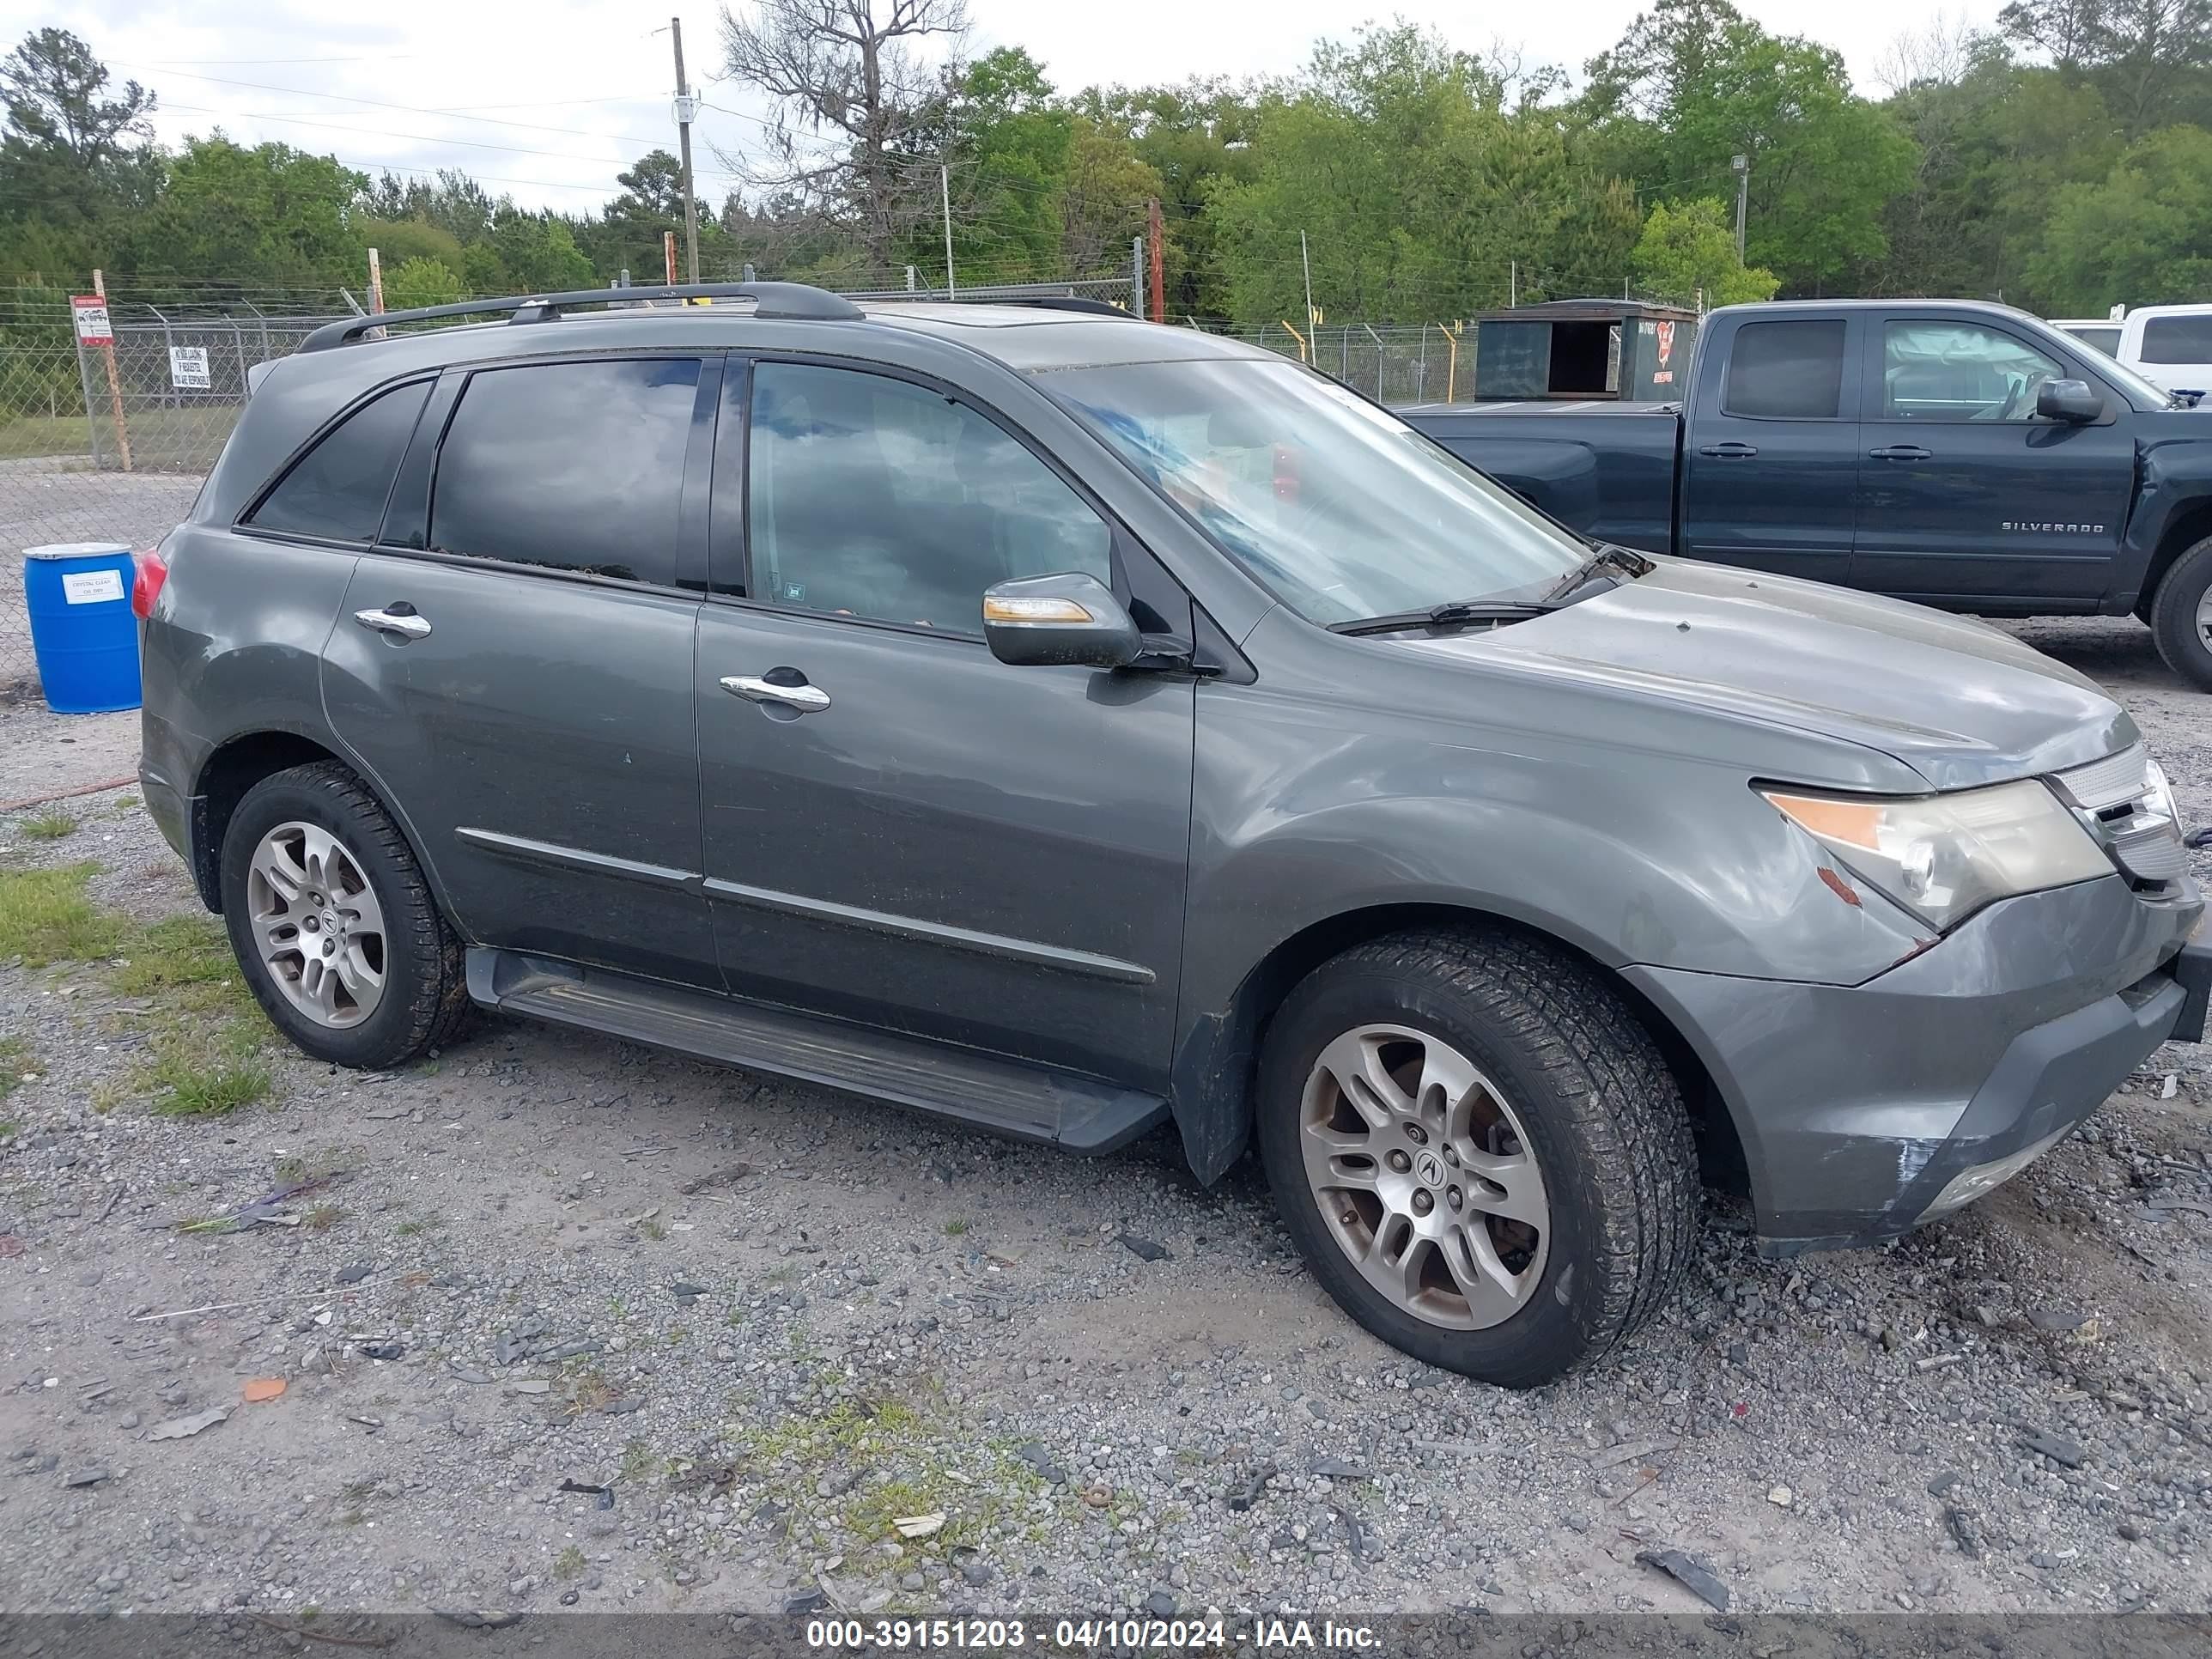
<box><xmin>0</xmin><ymin>878</ymin><xmax>274</xmax><ymax>1118</ymax></box>
<box><xmin>110</xmin><ymin>915</ymin><xmax>273</xmax><ymax>1116</ymax></box>
<box><xmin>943</xmin><ymin>1218</ymin><xmax>969</xmax><ymax>1237</ymax></box>
<box><xmin>0</xmin><ymin>1036</ymin><xmax>31</xmax><ymax>1103</ymax></box>
<box><xmin>0</xmin><ymin>865</ymin><xmax>121</xmax><ymax>965</ymax></box>
<box><xmin>20</xmin><ymin>812</ymin><xmax>76</xmax><ymax>842</ymax></box>
<box><xmin>304</xmin><ymin>1203</ymin><xmax>344</xmax><ymax>1231</ymax></box>
<box><xmin>553</xmin><ymin>1546</ymin><xmax>586</xmax><ymax>1581</ymax></box>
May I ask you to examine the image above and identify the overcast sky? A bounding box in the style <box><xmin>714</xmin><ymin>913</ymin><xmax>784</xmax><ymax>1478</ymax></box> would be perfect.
<box><xmin>28</xmin><ymin>2</ymin><xmax>1998</xmax><ymax>214</ymax></box>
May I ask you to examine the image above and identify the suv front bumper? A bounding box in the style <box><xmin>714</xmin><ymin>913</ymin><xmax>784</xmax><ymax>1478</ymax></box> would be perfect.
<box><xmin>1626</xmin><ymin>875</ymin><xmax>2206</xmax><ymax>1255</ymax></box>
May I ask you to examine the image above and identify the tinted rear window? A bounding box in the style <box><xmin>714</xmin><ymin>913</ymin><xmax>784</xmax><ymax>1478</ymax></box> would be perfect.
<box><xmin>1723</xmin><ymin>319</ymin><xmax>1846</xmax><ymax>419</ymax></box>
<box><xmin>246</xmin><ymin>380</ymin><xmax>430</xmax><ymax>542</ymax></box>
<box><xmin>2140</xmin><ymin>315</ymin><xmax>2212</xmax><ymax>364</ymax></box>
<box><xmin>429</xmin><ymin>358</ymin><xmax>699</xmax><ymax>586</ymax></box>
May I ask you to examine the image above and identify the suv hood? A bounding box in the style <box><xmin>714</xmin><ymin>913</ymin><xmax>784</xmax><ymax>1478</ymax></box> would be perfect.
<box><xmin>1401</xmin><ymin>557</ymin><xmax>2136</xmax><ymax>792</ymax></box>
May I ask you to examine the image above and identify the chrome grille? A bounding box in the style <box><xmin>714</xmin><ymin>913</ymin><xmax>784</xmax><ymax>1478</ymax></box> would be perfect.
<box><xmin>2052</xmin><ymin>744</ymin><xmax>2186</xmax><ymax>887</ymax></box>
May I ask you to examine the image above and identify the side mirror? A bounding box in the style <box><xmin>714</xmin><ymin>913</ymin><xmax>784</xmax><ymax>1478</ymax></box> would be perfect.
<box><xmin>2038</xmin><ymin>379</ymin><xmax>2103</xmax><ymax>423</ymax></box>
<box><xmin>981</xmin><ymin>572</ymin><xmax>1141</xmax><ymax>669</ymax></box>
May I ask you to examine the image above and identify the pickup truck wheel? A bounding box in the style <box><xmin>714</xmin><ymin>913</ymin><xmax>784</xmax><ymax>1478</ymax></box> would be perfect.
<box><xmin>2149</xmin><ymin>537</ymin><xmax>2212</xmax><ymax>692</ymax></box>
<box><xmin>220</xmin><ymin>760</ymin><xmax>471</xmax><ymax>1070</ymax></box>
<box><xmin>1255</xmin><ymin>929</ymin><xmax>1699</xmax><ymax>1389</ymax></box>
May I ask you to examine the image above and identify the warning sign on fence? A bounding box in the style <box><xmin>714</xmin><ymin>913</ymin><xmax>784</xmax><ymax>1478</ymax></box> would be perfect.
<box><xmin>168</xmin><ymin>345</ymin><xmax>211</xmax><ymax>390</ymax></box>
<box><xmin>70</xmin><ymin>295</ymin><xmax>113</xmax><ymax>346</ymax></box>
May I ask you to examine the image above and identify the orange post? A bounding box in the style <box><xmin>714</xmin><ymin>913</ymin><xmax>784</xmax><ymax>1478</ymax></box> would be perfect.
<box><xmin>92</xmin><ymin>270</ymin><xmax>131</xmax><ymax>473</ymax></box>
<box><xmin>1146</xmin><ymin>198</ymin><xmax>1165</xmax><ymax>323</ymax></box>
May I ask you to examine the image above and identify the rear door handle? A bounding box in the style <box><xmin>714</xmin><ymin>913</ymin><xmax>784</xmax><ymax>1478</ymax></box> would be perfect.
<box><xmin>720</xmin><ymin>673</ymin><xmax>830</xmax><ymax>713</ymax></box>
<box><xmin>1869</xmin><ymin>444</ymin><xmax>1933</xmax><ymax>461</ymax></box>
<box><xmin>1697</xmin><ymin>441</ymin><xmax>1759</xmax><ymax>459</ymax></box>
<box><xmin>354</xmin><ymin>605</ymin><xmax>431</xmax><ymax>640</ymax></box>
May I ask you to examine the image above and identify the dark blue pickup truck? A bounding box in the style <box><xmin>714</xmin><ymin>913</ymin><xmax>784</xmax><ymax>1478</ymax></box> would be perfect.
<box><xmin>1401</xmin><ymin>298</ymin><xmax>2212</xmax><ymax>689</ymax></box>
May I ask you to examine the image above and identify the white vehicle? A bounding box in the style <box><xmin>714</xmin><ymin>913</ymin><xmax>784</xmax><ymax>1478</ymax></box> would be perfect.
<box><xmin>2051</xmin><ymin>317</ymin><xmax>2124</xmax><ymax>356</ymax></box>
<box><xmin>2114</xmin><ymin>303</ymin><xmax>2212</xmax><ymax>395</ymax></box>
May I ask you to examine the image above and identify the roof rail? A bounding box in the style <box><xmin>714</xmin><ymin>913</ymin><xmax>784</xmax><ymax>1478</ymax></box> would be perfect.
<box><xmin>864</xmin><ymin>293</ymin><xmax>1137</xmax><ymax>319</ymax></box>
<box><xmin>989</xmin><ymin>295</ymin><xmax>1136</xmax><ymax>318</ymax></box>
<box><xmin>295</xmin><ymin>281</ymin><xmax>863</xmax><ymax>353</ymax></box>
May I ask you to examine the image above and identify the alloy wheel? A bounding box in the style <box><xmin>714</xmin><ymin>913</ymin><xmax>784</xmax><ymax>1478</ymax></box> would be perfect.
<box><xmin>246</xmin><ymin>820</ymin><xmax>387</xmax><ymax>1029</ymax></box>
<box><xmin>1298</xmin><ymin>1023</ymin><xmax>1550</xmax><ymax>1329</ymax></box>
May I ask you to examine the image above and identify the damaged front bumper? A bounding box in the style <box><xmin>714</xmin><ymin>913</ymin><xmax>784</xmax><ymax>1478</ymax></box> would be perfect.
<box><xmin>1625</xmin><ymin>875</ymin><xmax>2207</xmax><ymax>1255</ymax></box>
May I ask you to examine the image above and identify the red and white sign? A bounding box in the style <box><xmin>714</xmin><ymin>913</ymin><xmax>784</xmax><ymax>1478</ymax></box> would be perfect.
<box><xmin>70</xmin><ymin>295</ymin><xmax>113</xmax><ymax>346</ymax></box>
<box><xmin>1655</xmin><ymin>321</ymin><xmax>1675</xmax><ymax>366</ymax></box>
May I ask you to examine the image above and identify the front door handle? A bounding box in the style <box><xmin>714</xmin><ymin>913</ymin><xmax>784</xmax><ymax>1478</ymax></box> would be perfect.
<box><xmin>720</xmin><ymin>673</ymin><xmax>830</xmax><ymax>714</ymax></box>
<box><xmin>1697</xmin><ymin>441</ymin><xmax>1759</xmax><ymax>459</ymax></box>
<box><xmin>1869</xmin><ymin>444</ymin><xmax>1933</xmax><ymax>461</ymax></box>
<box><xmin>354</xmin><ymin>605</ymin><xmax>431</xmax><ymax>640</ymax></box>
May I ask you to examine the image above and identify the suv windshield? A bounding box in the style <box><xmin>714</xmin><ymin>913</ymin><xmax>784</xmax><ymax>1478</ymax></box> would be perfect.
<box><xmin>1040</xmin><ymin>357</ymin><xmax>1590</xmax><ymax>625</ymax></box>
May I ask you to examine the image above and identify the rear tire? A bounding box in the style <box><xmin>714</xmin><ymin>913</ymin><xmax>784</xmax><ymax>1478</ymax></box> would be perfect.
<box><xmin>220</xmin><ymin>761</ymin><xmax>471</xmax><ymax>1069</ymax></box>
<box><xmin>2148</xmin><ymin>537</ymin><xmax>2212</xmax><ymax>691</ymax></box>
<box><xmin>1255</xmin><ymin>928</ymin><xmax>1699</xmax><ymax>1389</ymax></box>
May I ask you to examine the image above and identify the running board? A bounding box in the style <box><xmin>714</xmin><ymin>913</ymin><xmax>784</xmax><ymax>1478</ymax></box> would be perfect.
<box><xmin>464</xmin><ymin>948</ymin><xmax>1168</xmax><ymax>1154</ymax></box>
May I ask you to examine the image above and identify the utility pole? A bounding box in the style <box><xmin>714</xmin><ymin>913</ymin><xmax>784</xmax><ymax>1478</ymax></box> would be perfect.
<box><xmin>670</xmin><ymin>16</ymin><xmax>700</xmax><ymax>284</ymax></box>
<box><xmin>1300</xmin><ymin>230</ymin><xmax>1315</xmax><ymax>330</ymax></box>
<box><xmin>941</xmin><ymin>163</ymin><xmax>957</xmax><ymax>297</ymax></box>
<box><xmin>1510</xmin><ymin>259</ymin><xmax>1516</xmax><ymax>307</ymax></box>
<box><xmin>1731</xmin><ymin>154</ymin><xmax>1749</xmax><ymax>263</ymax></box>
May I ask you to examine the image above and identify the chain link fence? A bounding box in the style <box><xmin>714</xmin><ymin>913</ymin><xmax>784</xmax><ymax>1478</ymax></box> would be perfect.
<box><xmin>2</xmin><ymin>293</ymin><xmax>341</xmax><ymax>696</ymax></box>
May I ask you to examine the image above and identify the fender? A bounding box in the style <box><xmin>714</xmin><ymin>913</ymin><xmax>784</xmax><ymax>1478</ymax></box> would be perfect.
<box><xmin>2120</xmin><ymin>434</ymin><xmax>2212</xmax><ymax>610</ymax></box>
<box><xmin>1163</xmin><ymin>660</ymin><xmax>1934</xmax><ymax>1184</ymax></box>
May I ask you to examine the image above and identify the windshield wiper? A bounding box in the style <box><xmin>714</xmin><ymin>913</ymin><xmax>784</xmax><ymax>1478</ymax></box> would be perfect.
<box><xmin>1328</xmin><ymin>599</ymin><xmax>1552</xmax><ymax>636</ymax></box>
<box><xmin>1544</xmin><ymin>542</ymin><xmax>1652</xmax><ymax>604</ymax></box>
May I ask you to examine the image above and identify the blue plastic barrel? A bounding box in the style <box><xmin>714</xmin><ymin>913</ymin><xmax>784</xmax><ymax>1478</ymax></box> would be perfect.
<box><xmin>23</xmin><ymin>542</ymin><xmax>143</xmax><ymax>714</ymax></box>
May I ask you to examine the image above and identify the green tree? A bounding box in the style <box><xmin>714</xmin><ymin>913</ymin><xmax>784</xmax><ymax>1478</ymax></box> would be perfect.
<box><xmin>1077</xmin><ymin>79</ymin><xmax>1261</xmax><ymax>318</ymax></box>
<box><xmin>2027</xmin><ymin>123</ymin><xmax>2212</xmax><ymax>308</ymax></box>
<box><xmin>359</xmin><ymin>216</ymin><xmax>468</xmax><ymax>274</ymax></box>
<box><xmin>1206</xmin><ymin>27</ymin><xmax>1635</xmax><ymax>324</ymax></box>
<box><xmin>1875</xmin><ymin>45</ymin><xmax>2121</xmax><ymax>302</ymax></box>
<box><xmin>383</xmin><ymin>255</ymin><xmax>465</xmax><ymax>310</ymax></box>
<box><xmin>1579</xmin><ymin>0</ymin><xmax>1919</xmax><ymax>290</ymax></box>
<box><xmin>0</xmin><ymin>27</ymin><xmax>161</xmax><ymax>272</ymax></box>
<box><xmin>483</xmin><ymin>207</ymin><xmax>593</xmax><ymax>292</ymax></box>
<box><xmin>129</xmin><ymin>137</ymin><xmax>365</xmax><ymax>290</ymax></box>
<box><xmin>1629</xmin><ymin>197</ymin><xmax>1779</xmax><ymax>302</ymax></box>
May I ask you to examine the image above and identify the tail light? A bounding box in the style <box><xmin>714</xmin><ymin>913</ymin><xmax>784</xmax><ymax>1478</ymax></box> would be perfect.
<box><xmin>131</xmin><ymin>549</ymin><xmax>167</xmax><ymax>619</ymax></box>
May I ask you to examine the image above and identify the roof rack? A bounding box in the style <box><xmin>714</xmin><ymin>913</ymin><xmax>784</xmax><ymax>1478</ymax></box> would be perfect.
<box><xmin>296</xmin><ymin>281</ymin><xmax>863</xmax><ymax>353</ymax></box>
<box><xmin>964</xmin><ymin>295</ymin><xmax>1136</xmax><ymax>318</ymax></box>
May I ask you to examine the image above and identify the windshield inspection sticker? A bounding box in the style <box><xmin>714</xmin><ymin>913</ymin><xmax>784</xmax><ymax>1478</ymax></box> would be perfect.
<box><xmin>61</xmin><ymin>568</ymin><xmax>126</xmax><ymax>605</ymax></box>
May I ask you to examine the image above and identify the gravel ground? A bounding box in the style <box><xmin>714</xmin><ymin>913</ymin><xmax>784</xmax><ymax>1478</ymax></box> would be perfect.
<box><xmin>0</xmin><ymin>616</ymin><xmax>2209</xmax><ymax>1628</ymax></box>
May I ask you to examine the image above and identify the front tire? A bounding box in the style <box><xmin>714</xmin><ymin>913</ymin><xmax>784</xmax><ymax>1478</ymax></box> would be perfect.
<box><xmin>2149</xmin><ymin>537</ymin><xmax>2212</xmax><ymax>691</ymax></box>
<box><xmin>220</xmin><ymin>760</ymin><xmax>470</xmax><ymax>1069</ymax></box>
<box><xmin>1255</xmin><ymin>929</ymin><xmax>1699</xmax><ymax>1389</ymax></box>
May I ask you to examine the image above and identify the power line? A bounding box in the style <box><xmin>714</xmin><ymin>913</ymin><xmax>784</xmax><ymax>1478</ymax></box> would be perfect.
<box><xmin>114</xmin><ymin>62</ymin><xmax>670</xmax><ymax>148</ymax></box>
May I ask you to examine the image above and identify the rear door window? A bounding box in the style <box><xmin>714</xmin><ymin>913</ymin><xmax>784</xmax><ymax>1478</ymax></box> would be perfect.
<box><xmin>428</xmin><ymin>358</ymin><xmax>699</xmax><ymax>586</ymax></box>
<box><xmin>2139</xmin><ymin>315</ymin><xmax>2212</xmax><ymax>365</ymax></box>
<box><xmin>1722</xmin><ymin>320</ymin><xmax>1846</xmax><ymax>419</ymax></box>
<box><xmin>246</xmin><ymin>380</ymin><xmax>431</xmax><ymax>543</ymax></box>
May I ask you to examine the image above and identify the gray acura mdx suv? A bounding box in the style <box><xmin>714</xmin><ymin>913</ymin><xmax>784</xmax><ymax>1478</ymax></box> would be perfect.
<box><xmin>137</xmin><ymin>282</ymin><xmax>2211</xmax><ymax>1386</ymax></box>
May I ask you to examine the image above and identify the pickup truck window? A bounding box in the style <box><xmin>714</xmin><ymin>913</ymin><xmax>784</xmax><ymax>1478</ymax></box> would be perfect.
<box><xmin>1041</xmin><ymin>357</ymin><xmax>1589</xmax><ymax>626</ymax></box>
<box><xmin>2141</xmin><ymin>314</ymin><xmax>2212</xmax><ymax>365</ymax></box>
<box><xmin>1723</xmin><ymin>320</ymin><xmax>1844</xmax><ymax>419</ymax></box>
<box><xmin>1883</xmin><ymin>321</ymin><xmax>2061</xmax><ymax>422</ymax></box>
